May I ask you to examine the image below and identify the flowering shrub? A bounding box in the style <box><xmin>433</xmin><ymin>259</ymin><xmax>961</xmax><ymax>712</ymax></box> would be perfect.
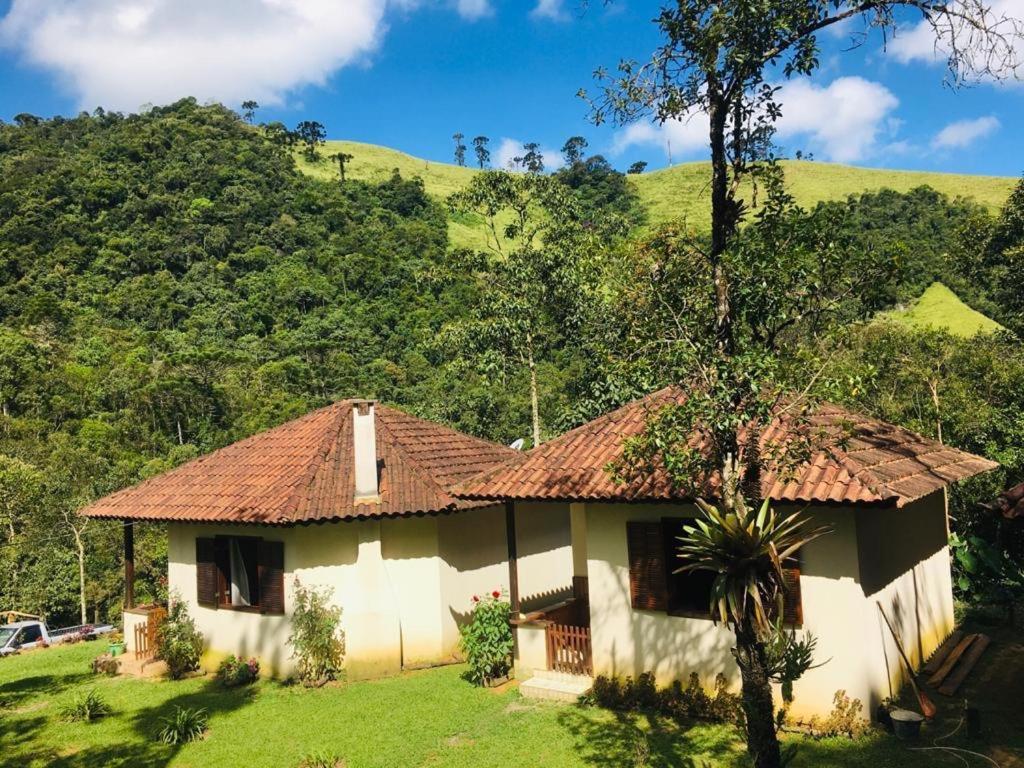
<box><xmin>289</xmin><ymin>579</ymin><xmax>345</xmax><ymax>685</ymax></box>
<box><xmin>216</xmin><ymin>654</ymin><xmax>260</xmax><ymax>687</ymax></box>
<box><xmin>157</xmin><ymin>597</ymin><xmax>203</xmax><ymax>680</ymax></box>
<box><xmin>459</xmin><ymin>590</ymin><xmax>513</xmax><ymax>686</ymax></box>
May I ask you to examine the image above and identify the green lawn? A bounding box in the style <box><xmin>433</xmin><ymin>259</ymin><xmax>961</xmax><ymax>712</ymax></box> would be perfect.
<box><xmin>295</xmin><ymin>142</ymin><xmax>1017</xmax><ymax>250</ymax></box>
<box><xmin>0</xmin><ymin>642</ymin><xmax>1001</xmax><ymax>768</ymax></box>
<box><xmin>885</xmin><ymin>282</ymin><xmax>1004</xmax><ymax>337</ymax></box>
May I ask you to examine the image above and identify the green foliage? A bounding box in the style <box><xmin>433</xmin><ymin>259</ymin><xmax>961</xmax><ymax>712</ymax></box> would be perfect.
<box><xmin>157</xmin><ymin>705</ymin><xmax>208</xmax><ymax>744</ymax></box>
<box><xmin>676</xmin><ymin>499</ymin><xmax>828</xmax><ymax>636</ymax></box>
<box><xmin>458</xmin><ymin>591</ymin><xmax>513</xmax><ymax>685</ymax></box>
<box><xmin>764</xmin><ymin>623</ymin><xmax>824</xmax><ymax>705</ymax></box>
<box><xmin>156</xmin><ymin>598</ymin><xmax>203</xmax><ymax>680</ymax></box>
<box><xmin>61</xmin><ymin>689</ymin><xmax>111</xmax><ymax>722</ymax></box>
<box><xmin>786</xmin><ymin>691</ymin><xmax>868</xmax><ymax>740</ymax></box>
<box><xmin>886</xmin><ymin>283</ymin><xmax>1003</xmax><ymax>337</ymax></box>
<box><xmin>584</xmin><ymin>672</ymin><xmax>741</xmax><ymax>724</ymax></box>
<box><xmin>950</xmin><ymin>533</ymin><xmax>1024</xmax><ymax>620</ymax></box>
<box><xmin>289</xmin><ymin>579</ymin><xmax>344</xmax><ymax>684</ymax></box>
<box><xmin>215</xmin><ymin>654</ymin><xmax>260</xmax><ymax>687</ymax></box>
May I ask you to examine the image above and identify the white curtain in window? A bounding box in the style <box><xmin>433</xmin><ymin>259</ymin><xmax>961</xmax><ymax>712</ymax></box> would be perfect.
<box><xmin>229</xmin><ymin>538</ymin><xmax>251</xmax><ymax>606</ymax></box>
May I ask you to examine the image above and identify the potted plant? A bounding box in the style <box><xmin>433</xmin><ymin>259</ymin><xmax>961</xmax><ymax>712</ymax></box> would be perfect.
<box><xmin>107</xmin><ymin>631</ymin><xmax>125</xmax><ymax>657</ymax></box>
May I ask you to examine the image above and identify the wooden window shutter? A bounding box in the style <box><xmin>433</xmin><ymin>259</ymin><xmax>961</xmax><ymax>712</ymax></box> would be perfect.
<box><xmin>258</xmin><ymin>539</ymin><xmax>285</xmax><ymax>615</ymax></box>
<box><xmin>195</xmin><ymin>537</ymin><xmax>218</xmax><ymax>607</ymax></box>
<box><xmin>626</xmin><ymin>521</ymin><xmax>668</xmax><ymax>612</ymax></box>
<box><xmin>781</xmin><ymin>563</ymin><xmax>803</xmax><ymax>627</ymax></box>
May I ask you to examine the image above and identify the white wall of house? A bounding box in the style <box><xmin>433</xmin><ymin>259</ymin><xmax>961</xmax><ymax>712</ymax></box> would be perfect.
<box><xmin>580</xmin><ymin>492</ymin><xmax>955</xmax><ymax>718</ymax></box>
<box><xmin>165</xmin><ymin>501</ymin><xmax>573</xmax><ymax>679</ymax></box>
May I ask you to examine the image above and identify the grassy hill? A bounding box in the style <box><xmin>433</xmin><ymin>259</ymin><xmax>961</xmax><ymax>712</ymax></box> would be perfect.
<box><xmin>885</xmin><ymin>282</ymin><xmax>1005</xmax><ymax>337</ymax></box>
<box><xmin>298</xmin><ymin>141</ymin><xmax>1017</xmax><ymax>250</ymax></box>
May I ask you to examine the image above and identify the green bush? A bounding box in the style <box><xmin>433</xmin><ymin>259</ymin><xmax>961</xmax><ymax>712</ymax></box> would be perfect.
<box><xmin>61</xmin><ymin>689</ymin><xmax>111</xmax><ymax>722</ymax></box>
<box><xmin>584</xmin><ymin>671</ymin><xmax>740</xmax><ymax>724</ymax></box>
<box><xmin>215</xmin><ymin>654</ymin><xmax>260</xmax><ymax>687</ymax></box>
<box><xmin>458</xmin><ymin>590</ymin><xmax>513</xmax><ymax>686</ymax></box>
<box><xmin>157</xmin><ymin>706</ymin><xmax>208</xmax><ymax>744</ymax></box>
<box><xmin>157</xmin><ymin>598</ymin><xmax>204</xmax><ymax>680</ymax></box>
<box><xmin>289</xmin><ymin>579</ymin><xmax>344</xmax><ymax>684</ymax></box>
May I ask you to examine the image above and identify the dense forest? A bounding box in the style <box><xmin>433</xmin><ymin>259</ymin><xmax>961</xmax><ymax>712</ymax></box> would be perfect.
<box><xmin>1</xmin><ymin>100</ymin><xmax>1021</xmax><ymax>625</ymax></box>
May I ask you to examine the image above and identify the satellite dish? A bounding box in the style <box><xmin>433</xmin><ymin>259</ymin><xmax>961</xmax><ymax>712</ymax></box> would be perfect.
<box><xmin>508</xmin><ymin>438</ymin><xmax>526</xmax><ymax>451</ymax></box>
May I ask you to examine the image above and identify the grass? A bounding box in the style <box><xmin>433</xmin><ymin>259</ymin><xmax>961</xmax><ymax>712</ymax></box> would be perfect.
<box><xmin>885</xmin><ymin>282</ymin><xmax>1005</xmax><ymax>337</ymax></box>
<box><xmin>0</xmin><ymin>641</ymin><xmax>1010</xmax><ymax>768</ymax></box>
<box><xmin>295</xmin><ymin>142</ymin><xmax>1017</xmax><ymax>250</ymax></box>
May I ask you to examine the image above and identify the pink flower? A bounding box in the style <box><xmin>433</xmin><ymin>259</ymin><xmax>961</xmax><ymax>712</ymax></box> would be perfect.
<box><xmin>472</xmin><ymin>595</ymin><xmax>480</xmax><ymax>603</ymax></box>
<box><xmin>492</xmin><ymin>590</ymin><xmax>501</xmax><ymax>599</ymax></box>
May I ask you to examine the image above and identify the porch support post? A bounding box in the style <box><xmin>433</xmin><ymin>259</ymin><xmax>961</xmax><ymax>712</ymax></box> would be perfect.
<box><xmin>123</xmin><ymin>520</ymin><xmax>135</xmax><ymax>610</ymax></box>
<box><xmin>505</xmin><ymin>501</ymin><xmax>520</xmax><ymax>617</ymax></box>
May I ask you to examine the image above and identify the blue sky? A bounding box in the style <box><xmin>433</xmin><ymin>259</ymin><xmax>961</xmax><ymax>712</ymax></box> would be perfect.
<box><xmin>0</xmin><ymin>0</ymin><xmax>1021</xmax><ymax>177</ymax></box>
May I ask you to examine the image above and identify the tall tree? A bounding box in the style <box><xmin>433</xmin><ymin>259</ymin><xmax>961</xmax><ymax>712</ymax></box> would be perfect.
<box><xmin>453</xmin><ymin>132</ymin><xmax>467</xmax><ymax>166</ymax></box>
<box><xmin>295</xmin><ymin>120</ymin><xmax>327</xmax><ymax>162</ymax></box>
<box><xmin>518</xmin><ymin>142</ymin><xmax>545</xmax><ymax>174</ymax></box>
<box><xmin>473</xmin><ymin>135</ymin><xmax>491</xmax><ymax>169</ymax></box>
<box><xmin>561</xmin><ymin>135</ymin><xmax>588</xmax><ymax>165</ymax></box>
<box><xmin>241</xmin><ymin>100</ymin><xmax>259</xmax><ymax>124</ymax></box>
<box><xmin>587</xmin><ymin>3</ymin><xmax>1021</xmax><ymax>765</ymax></box>
<box><xmin>627</xmin><ymin>160</ymin><xmax>648</xmax><ymax>175</ymax></box>
<box><xmin>329</xmin><ymin>151</ymin><xmax>355</xmax><ymax>183</ymax></box>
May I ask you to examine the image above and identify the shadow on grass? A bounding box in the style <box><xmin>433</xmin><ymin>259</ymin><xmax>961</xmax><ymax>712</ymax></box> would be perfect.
<box><xmin>19</xmin><ymin>677</ymin><xmax>260</xmax><ymax>768</ymax></box>
<box><xmin>0</xmin><ymin>670</ymin><xmax>95</xmax><ymax>709</ymax></box>
<box><xmin>556</xmin><ymin>706</ymin><xmax>744</xmax><ymax>768</ymax></box>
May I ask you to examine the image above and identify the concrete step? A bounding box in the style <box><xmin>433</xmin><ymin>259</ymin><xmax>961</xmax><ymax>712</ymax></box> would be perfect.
<box><xmin>519</xmin><ymin>672</ymin><xmax>593</xmax><ymax>702</ymax></box>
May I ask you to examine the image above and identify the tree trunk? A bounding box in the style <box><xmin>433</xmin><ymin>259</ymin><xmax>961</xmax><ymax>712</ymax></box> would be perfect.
<box><xmin>735</xmin><ymin>622</ymin><xmax>782</xmax><ymax>768</ymax></box>
<box><xmin>72</xmin><ymin>526</ymin><xmax>87</xmax><ymax>624</ymax></box>
<box><xmin>526</xmin><ymin>334</ymin><xmax>542</xmax><ymax>447</ymax></box>
<box><xmin>707</xmin><ymin>90</ymin><xmax>735</xmax><ymax>356</ymax></box>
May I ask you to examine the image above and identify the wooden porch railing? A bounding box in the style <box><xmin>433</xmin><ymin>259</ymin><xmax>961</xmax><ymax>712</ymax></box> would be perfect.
<box><xmin>134</xmin><ymin>606</ymin><xmax>166</xmax><ymax>661</ymax></box>
<box><xmin>546</xmin><ymin>623</ymin><xmax>593</xmax><ymax>676</ymax></box>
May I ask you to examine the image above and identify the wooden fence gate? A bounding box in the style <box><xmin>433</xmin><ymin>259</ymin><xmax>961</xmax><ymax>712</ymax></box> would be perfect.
<box><xmin>134</xmin><ymin>606</ymin><xmax>167</xmax><ymax>661</ymax></box>
<box><xmin>545</xmin><ymin>623</ymin><xmax>593</xmax><ymax>676</ymax></box>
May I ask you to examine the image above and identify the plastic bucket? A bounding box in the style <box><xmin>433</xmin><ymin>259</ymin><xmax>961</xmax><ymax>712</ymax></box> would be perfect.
<box><xmin>890</xmin><ymin>708</ymin><xmax>924</xmax><ymax>739</ymax></box>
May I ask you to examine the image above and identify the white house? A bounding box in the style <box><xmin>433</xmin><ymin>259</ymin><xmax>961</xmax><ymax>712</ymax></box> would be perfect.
<box><xmin>82</xmin><ymin>400</ymin><xmax>573</xmax><ymax>679</ymax></box>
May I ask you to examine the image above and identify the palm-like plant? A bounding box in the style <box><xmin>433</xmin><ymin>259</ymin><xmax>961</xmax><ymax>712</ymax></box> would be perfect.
<box><xmin>677</xmin><ymin>496</ymin><xmax>829</xmax><ymax>768</ymax></box>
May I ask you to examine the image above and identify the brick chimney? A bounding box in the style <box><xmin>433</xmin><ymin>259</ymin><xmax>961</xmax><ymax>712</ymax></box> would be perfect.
<box><xmin>352</xmin><ymin>400</ymin><xmax>380</xmax><ymax>504</ymax></box>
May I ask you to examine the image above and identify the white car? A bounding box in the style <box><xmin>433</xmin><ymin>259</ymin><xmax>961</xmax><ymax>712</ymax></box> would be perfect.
<box><xmin>0</xmin><ymin>620</ymin><xmax>114</xmax><ymax>655</ymax></box>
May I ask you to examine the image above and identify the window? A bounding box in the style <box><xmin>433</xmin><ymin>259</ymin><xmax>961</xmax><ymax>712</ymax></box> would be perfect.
<box><xmin>195</xmin><ymin>536</ymin><xmax>285</xmax><ymax>614</ymax></box>
<box><xmin>626</xmin><ymin>517</ymin><xmax>803</xmax><ymax>626</ymax></box>
<box><xmin>662</xmin><ymin>518</ymin><xmax>716</xmax><ymax>618</ymax></box>
<box><xmin>17</xmin><ymin>624</ymin><xmax>43</xmax><ymax>646</ymax></box>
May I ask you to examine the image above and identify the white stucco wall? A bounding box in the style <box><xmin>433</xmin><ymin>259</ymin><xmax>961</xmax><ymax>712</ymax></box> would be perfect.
<box><xmin>514</xmin><ymin>502</ymin><xmax>574</xmax><ymax>610</ymax></box>
<box><xmin>582</xmin><ymin>492</ymin><xmax>956</xmax><ymax>717</ymax></box>
<box><xmin>166</xmin><ymin>501</ymin><xmax>574</xmax><ymax>679</ymax></box>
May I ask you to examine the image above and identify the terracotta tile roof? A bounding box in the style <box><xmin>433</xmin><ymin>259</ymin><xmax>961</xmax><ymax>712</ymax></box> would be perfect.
<box><xmin>81</xmin><ymin>401</ymin><xmax>516</xmax><ymax>525</ymax></box>
<box><xmin>457</xmin><ymin>387</ymin><xmax>998</xmax><ymax>507</ymax></box>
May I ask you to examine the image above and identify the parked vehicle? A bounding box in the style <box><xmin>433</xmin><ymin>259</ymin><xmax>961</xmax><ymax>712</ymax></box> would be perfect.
<box><xmin>0</xmin><ymin>618</ymin><xmax>114</xmax><ymax>656</ymax></box>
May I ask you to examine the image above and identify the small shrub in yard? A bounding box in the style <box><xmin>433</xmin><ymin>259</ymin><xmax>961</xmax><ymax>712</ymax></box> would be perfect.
<box><xmin>289</xmin><ymin>579</ymin><xmax>345</xmax><ymax>685</ymax></box>
<box><xmin>459</xmin><ymin>590</ymin><xmax>513</xmax><ymax>686</ymax></box>
<box><xmin>216</xmin><ymin>654</ymin><xmax>260</xmax><ymax>687</ymax></box>
<box><xmin>787</xmin><ymin>690</ymin><xmax>868</xmax><ymax>739</ymax></box>
<box><xmin>91</xmin><ymin>654</ymin><xmax>120</xmax><ymax>676</ymax></box>
<box><xmin>157</xmin><ymin>597</ymin><xmax>204</xmax><ymax>680</ymax></box>
<box><xmin>297</xmin><ymin>751</ymin><xmax>346</xmax><ymax>768</ymax></box>
<box><xmin>62</xmin><ymin>689</ymin><xmax>111</xmax><ymax>722</ymax></box>
<box><xmin>157</xmin><ymin>706</ymin><xmax>208</xmax><ymax>744</ymax></box>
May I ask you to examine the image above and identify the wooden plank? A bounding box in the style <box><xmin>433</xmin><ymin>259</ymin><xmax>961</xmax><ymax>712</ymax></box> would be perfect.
<box><xmin>939</xmin><ymin>634</ymin><xmax>990</xmax><ymax>696</ymax></box>
<box><xmin>923</xmin><ymin>630</ymin><xmax>965</xmax><ymax>675</ymax></box>
<box><xmin>927</xmin><ymin>634</ymin><xmax>977</xmax><ymax>687</ymax></box>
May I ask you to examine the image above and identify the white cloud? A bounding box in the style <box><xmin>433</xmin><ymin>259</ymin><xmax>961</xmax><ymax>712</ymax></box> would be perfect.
<box><xmin>455</xmin><ymin>0</ymin><xmax>493</xmax><ymax>21</ymax></box>
<box><xmin>887</xmin><ymin>0</ymin><xmax>1024</xmax><ymax>82</ymax></box>
<box><xmin>773</xmin><ymin>76</ymin><xmax>899</xmax><ymax>163</ymax></box>
<box><xmin>0</xmin><ymin>0</ymin><xmax>394</xmax><ymax>112</ymax></box>
<box><xmin>531</xmin><ymin>0</ymin><xmax>568</xmax><ymax>21</ymax></box>
<box><xmin>611</xmin><ymin>76</ymin><xmax>899</xmax><ymax>164</ymax></box>
<box><xmin>931</xmin><ymin>115</ymin><xmax>1001</xmax><ymax>148</ymax></box>
<box><xmin>494</xmin><ymin>137</ymin><xmax>564</xmax><ymax>172</ymax></box>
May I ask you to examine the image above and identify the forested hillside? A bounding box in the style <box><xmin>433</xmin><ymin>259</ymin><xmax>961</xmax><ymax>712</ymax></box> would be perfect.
<box><xmin>2</xmin><ymin>100</ymin><xmax>1022</xmax><ymax>626</ymax></box>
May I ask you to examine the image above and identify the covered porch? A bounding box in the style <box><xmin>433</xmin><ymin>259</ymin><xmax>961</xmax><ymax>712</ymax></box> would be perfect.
<box><xmin>505</xmin><ymin>501</ymin><xmax>593</xmax><ymax>687</ymax></box>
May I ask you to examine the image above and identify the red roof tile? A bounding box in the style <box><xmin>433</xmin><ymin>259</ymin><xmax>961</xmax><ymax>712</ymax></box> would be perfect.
<box><xmin>81</xmin><ymin>401</ymin><xmax>516</xmax><ymax>525</ymax></box>
<box><xmin>457</xmin><ymin>387</ymin><xmax>998</xmax><ymax>507</ymax></box>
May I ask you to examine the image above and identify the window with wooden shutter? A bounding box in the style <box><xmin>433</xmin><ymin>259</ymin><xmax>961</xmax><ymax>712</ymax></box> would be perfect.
<box><xmin>196</xmin><ymin>537</ymin><xmax>219</xmax><ymax>607</ymax></box>
<box><xmin>780</xmin><ymin>563</ymin><xmax>803</xmax><ymax>627</ymax></box>
<box><xmin>258</xmin><ymin>539</ymin><xmax>285</xmax><ymax>615</ymax></box>
<box><xmin>626</xmin><ymin>520</ymin><xmax>667</xmax><ymax>611</ymax></box>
